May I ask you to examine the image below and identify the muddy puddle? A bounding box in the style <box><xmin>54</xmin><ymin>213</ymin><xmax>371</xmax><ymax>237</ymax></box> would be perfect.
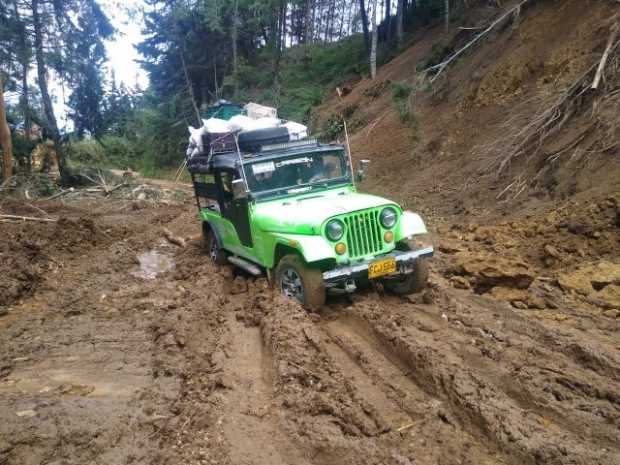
<box><xmin>132</xmin><ymin>250</ymin><xmax>175</xmax><ymax>280</ymax></box>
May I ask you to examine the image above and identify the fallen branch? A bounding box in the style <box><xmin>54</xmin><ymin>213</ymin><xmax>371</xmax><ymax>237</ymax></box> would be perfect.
<box><xmin>592</xmin><ymin>24</ymin><xmax>619</xmax><ymax>89</ymax></box>
<box><xmin>25</xmin><ymin>203</ymin><xmax>50</xmax><ymax>217</ymax></box>
<box><xmin>97</xmin><ymin>171</ymin><xmax>109</xmax><ymax>194</ymax></box>
<box><xmin>106</xmin><ymin>182</ymin><xmax>128</xmax><ymax>195</ymax></box>
<box><xmin>423</xmin><ymin>0</ymin><xmax>529</xmax><ymax>82</ymax></box>
<box><xmin>46</xmin><ymin>188</ymin><xmax>74</xmax><ymax>200</ymax></box>
<box><xmin>0</xmin><ymin>214</ymin><xmax>56</xmax><ymax>223</ymax></box>
<box><xmin>163</xmin><ymin>228</ymin><xmax>186</xmax><ymax>247</ymax></box>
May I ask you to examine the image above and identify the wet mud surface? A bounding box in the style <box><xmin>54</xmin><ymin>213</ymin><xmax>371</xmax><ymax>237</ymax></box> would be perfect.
<box><xmin>0</xmin><ymin>196</ymin><xmax>619</xmax><ymax>465</ymax></box>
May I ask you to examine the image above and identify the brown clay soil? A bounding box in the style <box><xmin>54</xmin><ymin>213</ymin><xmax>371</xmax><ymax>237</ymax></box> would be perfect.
<box><xmin>2</xmin><ymin>1</ymin><xmax>620</xmax><ymax>464</ymax></box>
<box><xmin>0</xmin><ymin>180</ymin><xmax>619</xmax><ymax>465</ymax></box>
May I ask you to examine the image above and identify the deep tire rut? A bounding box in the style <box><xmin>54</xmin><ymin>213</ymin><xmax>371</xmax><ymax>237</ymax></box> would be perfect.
<box><xmin>320</xmin><ymin>314</ymin><xmax>509</xmax><ymax>464</ymax></box>
<box><xmin>344</xmin><ymin>297</ymin><xmax>620</xmax><ymax>465</ymax></box>
<box><xmin>219</xmin><ymin>319</ymin><xmax>312</xmax><ymax>465</ymax></box>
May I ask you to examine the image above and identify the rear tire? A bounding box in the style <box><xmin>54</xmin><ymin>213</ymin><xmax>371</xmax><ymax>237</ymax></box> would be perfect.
<box><xmin>203</xmin><ymin>225</ymin><xmax>228</xmax><ymax>266</ymax></box>
<box><xmin>275</xmin><ymin>254</ymin><xmax>325</xmax><ymax>309</ymax></box>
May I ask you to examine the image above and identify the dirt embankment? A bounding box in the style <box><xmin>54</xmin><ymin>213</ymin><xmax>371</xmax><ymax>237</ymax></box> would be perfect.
<box><xmin>315</xmin><ymin>0</ymin><xmax>620</xmax><ymax>220</ymax></box>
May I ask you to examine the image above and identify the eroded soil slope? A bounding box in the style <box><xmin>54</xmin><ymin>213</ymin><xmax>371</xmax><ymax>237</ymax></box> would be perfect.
<box><xmin>1</xmin><ymin>191</ymin><xmax>618</xmax><ymax>465</ymax></box>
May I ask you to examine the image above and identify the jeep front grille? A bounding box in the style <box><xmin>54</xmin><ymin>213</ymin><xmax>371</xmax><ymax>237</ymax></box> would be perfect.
<box><xmin>344</xmin><ymin>210</ymin><xmax>383</xmax><ymax>258</ymax></box>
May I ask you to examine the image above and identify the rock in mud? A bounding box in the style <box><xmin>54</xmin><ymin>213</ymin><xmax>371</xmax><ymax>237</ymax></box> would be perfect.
<box><xmin>543</xmin><ymin>244</ymin><xmax>561</xmax><ymax>259</ymax></box>
<box><xmin>450</xmin><ymin>276</ymin><xmax>471</xmax><ymax>290</ymax></box>
<box><xmin>229</xmin><ymin>276</ymin><xmax>248</xmax><ymax>295</ymax></box>
<box><xmin>15</xmin><ymin>410</ymin><xmax>37</xmax><ymax>418</ymax></box>
<box><xmin>558</xmin><ymin>262</ymin><xmax>620</xmax><ymax>310</ymax></box>
<box><xmin>452</xmin><ymin>252</ymin><xmax>535</xmax><ymax>290</ymax></box>
<box><xmin>489</xmin><ymin>287</ymin><xmax>546</xmax><ymax>309</ymax></box>
<box><xmin>558</xmin><ymin>261</ymin><xmax>620</xmax><ymax>299</ymax></box>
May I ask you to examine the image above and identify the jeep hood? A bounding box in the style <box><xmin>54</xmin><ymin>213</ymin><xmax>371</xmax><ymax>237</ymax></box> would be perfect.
<box><xmin>253</xmin><ymin>188</ymin><xmax>396</xmax><ymax>235</ymax></box>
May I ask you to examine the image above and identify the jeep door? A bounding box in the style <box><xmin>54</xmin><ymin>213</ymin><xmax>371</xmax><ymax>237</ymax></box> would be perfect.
<box><xmin>214</xmin><ymin>168</ymin><xmax>253</xmax><ymax>248</ymax></box>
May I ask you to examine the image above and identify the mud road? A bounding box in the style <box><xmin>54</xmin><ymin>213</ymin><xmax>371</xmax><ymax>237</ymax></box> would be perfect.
<box><xmin>1</xmin><ymin>193</ymin><xmax>619</xmax><ymax>465</ymax></box>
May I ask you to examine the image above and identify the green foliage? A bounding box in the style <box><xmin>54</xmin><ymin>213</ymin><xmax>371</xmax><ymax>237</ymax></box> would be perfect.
<box><xmin>11</xmin><ymin>134</ymin><xmax>37</xmax><ymax>168</ymax></box>
<box><xmin>320</xmin><ymin>116</ymin><xmax>345</xmax><ymax>141</ymax></box>
<box><xmin>230</xmin><ymin>36</ymin><xmax>367</xmax><ymax>124</ymax></box>
<box><xmin>65</xmin><ymin>139</ymin><xmax>107</xmax><ymax>165</ymax></box>
<box><xmin>416</xmin><ymin>42</ymin><xmax>452</xmax><ymax>71</ymax></box>
<box><xmin>67</xmin><ymin>1</ymin><xmax>115</xmax><ymax>137</ymax></box>
<box><xmin>391</xmin><ymin>81</ymin><xmax>413</xmax><ymax>101</ymax></box>
<box><xmin>390</xmin><ymin>81</ymin><xmax>416</xmax><ymax>124</ymax></box>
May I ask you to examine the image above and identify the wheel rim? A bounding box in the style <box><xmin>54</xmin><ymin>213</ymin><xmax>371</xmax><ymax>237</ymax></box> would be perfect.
<box><xmin>209</xmin><ymin>238</ymin><xmax>220</xmax><ymax>262</ymax></box>
<box><xmin>280</xmin><ymin>268</ymin><xmax>304</xmax><ymax>302</ymax></box>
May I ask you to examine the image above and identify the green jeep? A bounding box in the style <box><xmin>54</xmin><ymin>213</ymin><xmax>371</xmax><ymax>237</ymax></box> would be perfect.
<box><xmin>189</xmin><ymin>139</ymin><xmax>433</xmax><ymax>308</ymax></box>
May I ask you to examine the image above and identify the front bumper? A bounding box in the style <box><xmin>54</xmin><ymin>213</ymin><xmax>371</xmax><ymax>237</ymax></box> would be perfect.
<box><xmin>322</xmin><ymin>246</ymin><xmax>434</xmax><ymax>285</ymax></box>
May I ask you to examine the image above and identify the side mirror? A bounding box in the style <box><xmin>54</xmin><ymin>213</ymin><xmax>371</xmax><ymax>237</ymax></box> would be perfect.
<box><xmin>232</xmin><ymin>179</ymin><xmax>248</xmax><ymax>199</ymax></box>
<box><xmin>356</xmin><ymin>159</ymin><xmax>370</xmax><ymax>183</ymax></box>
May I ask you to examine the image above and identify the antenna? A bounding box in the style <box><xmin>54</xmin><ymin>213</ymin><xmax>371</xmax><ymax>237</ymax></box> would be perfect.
<box><xmin>234</xmin><ymin>133</ymin><xmax>250</xmax><ymax>191</ymax></box>
<box><xmin>337</xmin><ymin>89</ymin><xmax>355</xmax><ymax>187</ymax></box>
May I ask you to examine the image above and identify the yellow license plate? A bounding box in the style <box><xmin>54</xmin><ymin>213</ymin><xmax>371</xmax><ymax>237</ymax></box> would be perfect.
<box><xmin>368</xmin><ymin>257</ymin><xmax>397</xmax><ymax>279</ymax></box>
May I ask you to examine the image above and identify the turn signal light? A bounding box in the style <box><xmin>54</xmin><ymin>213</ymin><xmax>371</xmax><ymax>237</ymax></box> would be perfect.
<box><xmin>384</xmin><ymin>231</ymin><xmax>394</xmax><ymax>243</ymax></box>
<box><xmin>335</xmin><ymin>243</ymin><xmax>347</xmax><ymax>255</ymax></box>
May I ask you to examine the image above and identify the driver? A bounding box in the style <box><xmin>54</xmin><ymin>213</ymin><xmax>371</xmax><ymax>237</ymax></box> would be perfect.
<box><xmin>309</xmin><ymin>161</ymin><xmax>337</xmax><ymax>183</ymax></box>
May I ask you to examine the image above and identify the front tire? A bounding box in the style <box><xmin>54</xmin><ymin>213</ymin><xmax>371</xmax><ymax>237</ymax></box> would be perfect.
<box><xmin>275</xmin><ymin>254</ymin><xmax>325</xmax><ymax>309</ymax></box>
<box><xmin>382</xmin><ymin>259</ymin><xmax>429</xmax><ymax>295</ymax></box>
<box><xmin>203</xmin><ymin>225</ymin><xmax>227</xmax><ymax>266</ymax></box>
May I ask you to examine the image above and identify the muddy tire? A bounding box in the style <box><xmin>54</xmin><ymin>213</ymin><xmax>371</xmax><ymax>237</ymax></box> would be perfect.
<box><xmin>275</xmin><ymin>254</ymin><xmax>325</xmax><ymax>309</ymax></box>
<box><xmin>383</xmin><ymin>258</ymin><xmax>428</xmax><ymax>295</ymax></box>
<box><xmin>203</xmin><ymin>225</ymin><xmax>228</xmax><ymax>266</ymax></box>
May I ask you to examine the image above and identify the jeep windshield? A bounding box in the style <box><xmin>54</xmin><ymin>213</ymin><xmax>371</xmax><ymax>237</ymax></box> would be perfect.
<box><xmin>244</xmin><ymin>150</ymin><xmax>351</xmax><ymax>199</ymax></box>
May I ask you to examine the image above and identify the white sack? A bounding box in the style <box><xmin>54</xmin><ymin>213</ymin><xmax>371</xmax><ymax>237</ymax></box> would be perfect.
<box><xmin>228</xmin><ymin>114</ymin><xmax>257</xmax><ymax>132</ymax></box>
<box><xmin>245</xmin><ymin>102</ymin><xmax>277</xmax><ymax>119</ymax></box>
<box><xmin>251</xmin><ymin>117</ymin><xmax>282</xmax><ymax>130</ymax></box>
<box><xmin>202</xmin><ymin>118</ymin><xmax>230</xmax><ymax>133</ymax></box>
<box><xmin>283</xmin><ymin>121</ymin><xmax>308</xmax><ymax>141</ymax></box>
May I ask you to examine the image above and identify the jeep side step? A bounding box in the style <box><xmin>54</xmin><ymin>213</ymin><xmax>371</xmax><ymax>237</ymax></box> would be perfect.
<box><xmin>228</xmin><ymin>256</ymin><xmax>262</xmax><ymax>276</ymax></box>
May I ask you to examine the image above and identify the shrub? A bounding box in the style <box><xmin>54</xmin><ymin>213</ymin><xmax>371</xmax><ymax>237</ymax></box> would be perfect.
<box><xmin>320</xmin><ymin>115</ymin><xmax>345</xmax><ymax>141</ymax></box>
<box><xmin>390</xmin><ymin>81</ymin><xmax>415</xmax><ymax>123</ymax></box>
<box><xmin>416</xmin><ymin>42</ymin><xmax>453</xmax><ymax>71</ymax></box>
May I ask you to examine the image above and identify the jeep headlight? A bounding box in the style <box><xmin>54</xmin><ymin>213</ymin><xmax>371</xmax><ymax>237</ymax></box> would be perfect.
<box><xmin>379</xmin><ymin>207</ymin><xmax>397</xmax><ymax>229</ymax></box>
<box><xmin>326</xmin><ymin>220</ymin><xmax>345</xmax><ymax>241</ymax></box>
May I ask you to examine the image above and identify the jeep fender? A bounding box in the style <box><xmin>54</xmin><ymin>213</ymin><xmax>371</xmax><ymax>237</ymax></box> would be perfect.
<box><xmin>399</xmin><ymin>211</ymin><xmax>428</xmax><ymax>239</ymax></box>
<box><xmin>271</xmin><ymin>233</ymin><xmax>335</xmax><ymax>265</ymax></box>
<box><xmin>203</xmin><ymin>220</ymin><xmax>223</xmax><ymax>246</ymax></box>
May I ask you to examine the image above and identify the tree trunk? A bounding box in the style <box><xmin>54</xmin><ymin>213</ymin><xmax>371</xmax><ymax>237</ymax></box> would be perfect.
<box><xmin>272</xmin><ymin>0</ymin><xmax>286</xmax><ymax>91</ymax></box>
<box><xmin>347</xmin><ymin>0</ymin><xmax>355</xmax><ymax>36</ymax></box>
<box><xmin>0</xmin><ymin>74</ymin><xmax>13</xmax><ymax>182</ymax></box>
<box><xmin>385</xmin><ymin>0</ymin><xmax>392</xmax><ymax>41</ymax></box>
<box><xmin>370</xmin><ymin>0</ymin><xmax>378</xmax><ymax>79</ymax></box>
<box><xmin>231</xmin><ymin>0</ymin><xmax>239</xmax><ymax>98</ymax></box>
<box><xmin>180</xmin><ymin>48</ymin><xmax>202</xmax><ymax>127</ymax></box>
<box><xmin>338</xmin><ymin>0</ymin><xmax>346</xmax><ymax>39</ymax></box>
<box><xmin>32</xmin><ymin>0</ymin><xmax>59</xmax><ymax>141</ymax></box>
<box><xmin>445</xmin><ymin>0</ymin><xmax>450</xmax><ymax>33</ymax></box>
<box><xmin>359</xmin><ymin>0</ymin><xmax>371</xmax><ymax>54</ymax></box>
<box><xmin>396</xmin><ymin>0</ymin><xmax>404</xmax><ymax>43</ymax></box>
<box><xmin>13</xmin><ymin>0</ymin><xmax>30</xmax><ymax>140</ymax></box>
<box><xmin>304</xmin><ymin>0</ymin><xmax>314</xmax><ymax>43</ymax></box>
